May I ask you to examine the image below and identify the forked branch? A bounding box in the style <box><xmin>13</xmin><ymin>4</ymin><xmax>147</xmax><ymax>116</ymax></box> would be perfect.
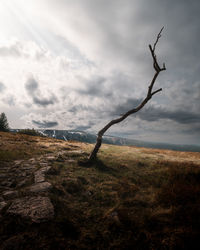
<box><xmin>88</xmin><ymin>28</ymin><xmax>166</xmax><ymax>161</ymax></box>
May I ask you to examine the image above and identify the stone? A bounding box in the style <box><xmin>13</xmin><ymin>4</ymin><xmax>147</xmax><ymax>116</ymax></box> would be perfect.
<box><xmin>7</xmin><ymin>196</ymin><xmax>54</xmax><ymax>223</ymax></box>
<box><xmin>3</xmin><ymin>190</ymin><xmax>18</xmax><ymax>200</ymax></box>
<box><xmin>29</xmin><ymin>182</ymin><xmax>52</xmax><ymax>193</ymax></box>
<box><xmin>34</xmin><ymin>166</ymin><xmax>51</xmax><ymax>183</ymax></box>
<box><xmin>34</xmin><ymin>171</ymin><xmax>45</xmax><ymax>183</ymax></box>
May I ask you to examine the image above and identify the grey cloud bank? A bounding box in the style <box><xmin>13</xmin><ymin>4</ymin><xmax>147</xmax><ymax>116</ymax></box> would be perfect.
<box><xmin>32</xmin><ymin>120</ymin><xmax>58</xmax><ymax>128</ymax></box>
<box><xmin>111</xmin><ymin>98</ymin><xmax>200</xmax><ymax>125</ymax></box>
<box><xmin>25</xmin><ymin>77</ymin><xmax>58</xmax><ymax>107</ymax></box>
<box><xmin>0</xmin><ymin>82</ymin><xmax>6</xmax><ymax>92</ymax></box>
<box><xmin>25</xmin><ymin>77</ymin><xmax>38</xmax><ymax>95</ymax></box>
<box><xmin>0</xmin><ymin>0</ymin><xmax>199</xmax><ymax>145</ymax></box>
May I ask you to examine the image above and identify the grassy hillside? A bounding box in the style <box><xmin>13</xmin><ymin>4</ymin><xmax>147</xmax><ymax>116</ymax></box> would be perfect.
<box><xmin>0</xmin><ymin>132</ymin><xmax>200</xmax><ymax>249</ymax></box>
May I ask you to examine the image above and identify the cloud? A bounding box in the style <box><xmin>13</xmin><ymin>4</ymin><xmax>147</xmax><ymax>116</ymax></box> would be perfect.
<box><xmin>111</xmin><ymin>98</ymin><xmax>200</xmax><ymax>125</ymax></box>
<box><xmin>32</xmin><ymin>96</ymin><xmax>57</xmax><ymax>106</ymax></box>
<box><xmin>32</xmin><ymin>120</ymin><xmax>58</xmax><ymax>128</ymax></box>
<box><xmin>25</xmin><ymin>77</ymin><xmax>38</xmax><ymax>95</ymax></box>
<box><xmin>2</xmin><ymin>95</ymin><xmax>16</xmax><ymax>106</ymax></box>
<box><xmin>0</xmin><ymin>82</ymin><xmax>6</xmax><ymax>93</ymax></box>
<box><xmin>25</xmin><ymin>76</ymin><xmax>58</xmax><ymax>107</ymax></box>
<box><xmin>0</xmin><ymin>40</ymin><xmax>49</xmax><ymax>60</ymax></box>
<box><xmin>110</xmin><ymin>98</ymin><xmax>143</xmax><ymax>116</ymax></box>
<box><xmin>0</xmin><ymin>42</ymin><xmax>23</xmax><ymax>57</ymax></box>
<box><xmin>77</xmin><ymin>76</ymin><xmax>112</xmax><ymax>97</ymax></box>
<box><xmin>74</xmin><ymin>125</ymin><xmax>92</xmax><ymax>131</ymax></box>
<box><xmin>138</xmin><ymin>106</ymin><xmax>200</xmax><ymax>124</ymax></box>
<box><xmin>1</xmin><ymin>0</ymin><xmax>200</xmax><ymax>145</ymax></box>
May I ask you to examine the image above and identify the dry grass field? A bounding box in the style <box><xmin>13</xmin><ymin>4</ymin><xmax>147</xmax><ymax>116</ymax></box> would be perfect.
<box><xmin>0</xmin><ymin>131</ymin><xmax>200</xmax><ymax>249</ymax></box>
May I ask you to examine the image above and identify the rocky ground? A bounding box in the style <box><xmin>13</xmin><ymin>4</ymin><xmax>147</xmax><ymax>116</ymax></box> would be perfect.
<box><xmin>0</xmin><ymin>148</ymin><xmax>83</xmax><ymax>223</ymax></box>
<box><xmin>1</xmin><ymin>132</ymin><xmax>200</xmax><ymax>249</ymax></box>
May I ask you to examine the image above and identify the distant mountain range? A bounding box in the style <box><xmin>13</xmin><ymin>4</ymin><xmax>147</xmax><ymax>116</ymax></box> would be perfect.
<box><xmin>11</xmin><ymin>129</ymin><xmax>200</xmax><ymax>152</ymax></box>
<box><xmin>38</xmin><ymin>129</ymin><xmax>200</xmax><ymax>152</ymax></box>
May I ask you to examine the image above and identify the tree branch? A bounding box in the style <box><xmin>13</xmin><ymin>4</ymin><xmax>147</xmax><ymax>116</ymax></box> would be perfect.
<box><xmin>153</xmin><ymin>26</ymin><xmax>164</xmax><ymax>51</ymax></box>
<box><xmin>151</xmin><ymin>88</ymin><xmax>162</xmax><ymax>96</ymax></box>
<box><xmin>88</xmin><ymin>28</ymin><xmax>166</xmax><ymax>161</ymax></box>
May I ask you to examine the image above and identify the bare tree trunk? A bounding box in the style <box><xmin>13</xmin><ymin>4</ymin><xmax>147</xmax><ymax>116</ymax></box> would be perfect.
<box><xmin>89</xmin><ymin>28</ymin><xmax>166</xmax><ymax>161</ymax></box>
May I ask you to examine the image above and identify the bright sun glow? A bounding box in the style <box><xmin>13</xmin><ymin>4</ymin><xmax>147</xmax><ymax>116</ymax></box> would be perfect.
<box><xmin>0</xmin><ymin>0</ymin><xmax>45</xmax><ymax>44</ymax></box>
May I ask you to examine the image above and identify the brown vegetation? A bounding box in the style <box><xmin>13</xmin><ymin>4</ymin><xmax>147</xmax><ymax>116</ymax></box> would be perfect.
<box><xmin>0</xmin><ymin>132</ymin><xmax>200</xmax><ymax>249</ymax></box>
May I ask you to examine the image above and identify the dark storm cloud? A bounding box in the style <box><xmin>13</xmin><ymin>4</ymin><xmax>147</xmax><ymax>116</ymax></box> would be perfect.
<box><xmin>33</xmin><ymin>95</ymin><xmax>57</xmax><ymax>107</ymax></box>
<box><xmin>111</xmin><ymin>98</ymin><xmax>143</xmax><ymax>116</ymax></box>
<box><xmin>0</xmin><ymin>82</ymin><xmax>6</xmax><ymax>92</ymax></box>
<box><xmin>25</xmin><ymin>76</ymin><xmax>58</xmax><ymax>107</ymax></box>
<box><xmin>74</xmin><ymin>125</ymin><xmax>91</xmax><ymax>131</ymax></box>
<box><xmin>54</xmin><ymin>0</ymin><xmax>200</xmax><ymax>83</ymax></box>
<box><xmin>138</xmin><ymin>106</ymin><xmax>200</xmax><ymax>124</ymax></box>
<box><xmin>77</xmin><ymin>76</ymin><xmax>112</xmax><ymax>97</ymax></box>
<box><xmin>68</xmin><ymin>104</ymin><xmax>99</xmax><ymax>114</ymax></box>
<box><xmin>92</xmin><ymin>0</ymin><xmax>200</xmax><ymax>139</ymax></box>
<box><xmin>111</xmin><ymin>98</ymin><xmax>200</xmax><ymax>125</ymax></box>
<box><xmin>66</xmin><ymin>0</ymin><xmax>200</xmax><ymax>93</ymax></box>
<box><xmin>25</xmin><ymin>77</ymin><xmax>38</xmax><ymax>95</ymax></box>
<box><xmin>2</xmin><ymin>0</ymin><xmax>198</xmax><ymax>145</ymax></box>
<box><xmin>181</xmin><ymin>124</ymin><xmax>200</xmax><ymax>134</ymax></box>
<box><xmin>32</xmin><ymin>120</ymin><xmax>58</xmax><ymax>128</ymax></box>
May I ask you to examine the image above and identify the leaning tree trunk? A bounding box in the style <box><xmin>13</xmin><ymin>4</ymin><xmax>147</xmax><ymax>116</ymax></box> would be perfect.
<box><xmin>89</xmin><ymin>28</ymin><xmax>166</xmax><ymax>161</ymax></box>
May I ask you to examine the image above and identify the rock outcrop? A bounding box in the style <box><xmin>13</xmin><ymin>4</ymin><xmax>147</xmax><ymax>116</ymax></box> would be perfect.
<box><xmin>7</xmin><ymin>196</ymin><xmax>54</xmax><ymax>223</ymax></box>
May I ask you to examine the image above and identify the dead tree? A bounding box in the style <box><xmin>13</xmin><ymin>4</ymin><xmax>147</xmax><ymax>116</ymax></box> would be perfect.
<box><xmin>89</xmin><ymin>28</ymin><xmax>166</xmax><ymax>161</ymax></box>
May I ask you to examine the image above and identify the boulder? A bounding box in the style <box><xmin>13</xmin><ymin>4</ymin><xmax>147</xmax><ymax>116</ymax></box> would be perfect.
<box><xmin>7</xmin><ymin>196</ymin><xmax>54</xmax><ymax>223</ymax></box>
<box><xmin>34</xmin><ymin>166</ymin><xmax>51</xmax><ymax>183</ymax></box>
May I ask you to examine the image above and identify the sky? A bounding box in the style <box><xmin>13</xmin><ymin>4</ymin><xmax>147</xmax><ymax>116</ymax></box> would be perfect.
<box><xmin>0</xmin><ymin>0</ymin><xmax>199</xmax><ymax>145</ymax></box>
